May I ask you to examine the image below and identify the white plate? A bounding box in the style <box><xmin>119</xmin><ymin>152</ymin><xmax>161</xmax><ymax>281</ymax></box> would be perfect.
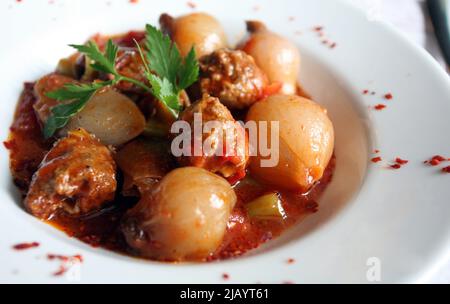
<box><xmin>1</xmin><ymin>0</ymin><xmax>449</xmax><ymax>284</ymax></box>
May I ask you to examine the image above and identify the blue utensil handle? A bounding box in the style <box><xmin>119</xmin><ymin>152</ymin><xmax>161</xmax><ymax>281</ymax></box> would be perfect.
<box><xmin>427</xmin><ymin>0</ymin><xmax>450</xmax><ymax>67</ymax></box>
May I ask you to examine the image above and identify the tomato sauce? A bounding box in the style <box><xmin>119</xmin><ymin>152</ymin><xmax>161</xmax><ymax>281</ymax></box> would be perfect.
<box><xmin>6</xmin><ymin>83</ymin><xmax>334</xmax><ymax>262</ymax></box>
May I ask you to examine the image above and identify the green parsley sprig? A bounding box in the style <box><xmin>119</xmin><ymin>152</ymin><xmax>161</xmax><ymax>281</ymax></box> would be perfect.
<box><xmin>44</xmin><ymin>25</ymin><xmax>199</xmax><ymax>139</ymax></box>
<box><xmin>134</xmin><ymin>25</ymin><xmax>199</xmax><ymax>117</ymax></box>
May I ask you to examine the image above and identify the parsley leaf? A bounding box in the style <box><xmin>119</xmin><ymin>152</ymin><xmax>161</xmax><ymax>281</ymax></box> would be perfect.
<box><xmin>43</xmin><ymin>82</ymin><xmax>108</xmax><ymax>139</ymax></box>
<box><xmin>44</xmin><ymin>25</ymin><xmax>199</xmax><ymax>139</ymax></box>
<box><xmin>43</xmin><ymin>39</ymin><xmax>145</xmax><ymax>139</ymax></box>
<box><xmin>146</xmin><ymin>73</ymin><xmax>181</xmax><ymax>116</ymax></box>
<box><xmin>70</xmin><ymin>40</ymin><xmax>119</xmax><ymax>76</ymax></box>
<box><xmin>143</xmin><ymin>25</ymin><xmax>199</xmax><ymax>111</ymax></box>
<box><xmin>176</xmin><ymin>47</ymin><xmax>199</xmax><ymax>92</ymax></box>
<box><xmin>145</xmin><ymin>24</ymin><xmax>181</xmax><ymax>85</ymax></box>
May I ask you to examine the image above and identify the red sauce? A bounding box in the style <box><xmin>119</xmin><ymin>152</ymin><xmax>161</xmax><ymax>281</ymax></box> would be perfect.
<box><xmin>7</xmin><ymin>82</ymin><xmax>335</xmax><ymax>262</ymax></box>
<box><xmin>5</xmin><ymin>83</ymin><xmax>52</xmax><ymax>191</ymax></box>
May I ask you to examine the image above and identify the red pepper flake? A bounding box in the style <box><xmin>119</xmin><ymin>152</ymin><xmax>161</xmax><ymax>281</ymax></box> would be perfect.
<box><xmin>329</xmin><ymin>42</ymin><xmax>337</xmax><ymax>49</ymax></box>
<box><xmin>389</xmin><ymin>164</ymin><xmax>402</xmax><ymax>170</ymax></box>
<box><xmin>186</xmin><ymin>1</ymin><xmax>196</xmax><ymax>8</ymax></box>
<box><xmin>47</xmin><ymin>254</ymin><xmax>70</xmax><ymax>262</ymax></box>
<box><xmin>371</xmin><ymin>157</ymin><xmax>382</xmax><ymax>163</ymax></box>
<box><xmin>374</xmin><ymin>104</ymin><xmax>386</xmax><ymax>111</ymax></box>
<box><xmin>313</xmin><ymin>26</ymin><xmax>324</xmax><ymax>32</ymax></box>
<box><xmin>129</xmin><ymin>0</ymin><xmax>138</xmax><ymax>3</ymax></box>
<box><xmin>374</xmin><ymin>149</ymin><xmax>380</xmax><ymax>154</ymax></box>
<box><xmin>73</xmin><ymin>254</ymin><xmax>83</xmax><ymax>263</ymax></box>
<box><xmin>395</xmin><ymin>158</ymin><xmax>409</xmax><ymax>165</ymax></box>
<box><xmin>430</xmin><ymin>159</ymin><xmax>441</xmax><ymax>166</ymax></box>
<box><xmin>222</xmin><ymin>273</ymin><xmax>230</xmax><ymax>280</ymax></box>
<box><xmin>388</xmin><ymin>158</ymin><xmax>409</xmax><ymax>169</ymax></box>
<box><xmin>363</xmin><ymin>89</ymin><xmax>369</xmax><ymax>95</ymax></box>
<box><xmin>16</xmin><ymin>0</ymin><xmax>23</xmax><ymax>3</ymax></box>
<box><xmin>287</xmin><ymin>258</ymin><xmax>295</xmax><ymax>264</ymax></box>
<box><xmin>384</xmin><ymin>93</ymin><xmax>393</xmax><ymax>100</ymax></box>
<box><xmin>53</xmin><ymin>265</ymin><xmax>68</xmax><ymax>276</ymax></box>
<box><xmin>425</xmin><ymin>155</ymin><xmax>448</xmax><ymax>166</ymax></box>
<box><xmin>47</xmin><ymin>254</ymin><xmax>83</xmax><ymax>277</ymax></box>
<box><xmin>47</xmin><ymin>253</ymin><xmax>83</xmax><ymax>263</ymax></box>
<box><xmin>442</xmin><ymin>166</ymin><xmax>450</xmax><ymax>173</ymax></box>
<box><xmin>13</xmin><ymin>242</ymin><xmax>40</xmax><ymax>250</ymax></box>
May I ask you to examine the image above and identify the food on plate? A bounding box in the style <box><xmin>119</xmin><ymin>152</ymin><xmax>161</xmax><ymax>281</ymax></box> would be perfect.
<box><xmin>61</xmin><ymin>87</ymin><xmax>146</xmax><ymax>146</ymax></box>
<box><xmin>121</xmin><ymin>167</ymin><xmax>236</xmax><ymax>261</ymax></box>
<box><xmin>33</xmin><ymin>74</ymin><xmax>75</xmax><ymax>124</ymax></box>
<box><xmin>246</xmin><ymin>95</ymin><xmax>334</xmax><ymax>191</ymax></box>
<box><xmin>115</xmin><ymin>138</ymin><xmax>174</xmax><ymax>196</ymax></box>
<box><xmin>5</xmin><ymin>14</ymin><xmax>335</xmax><ymax>262</ymax></box>
<box><xmin>159</xmin><ymin>12</ymin><xmax>227</xmax><ymax>58</ymax></box>
<box><xmin>239</xmin><ymin>21</ymin><xmax>301</xmax><ymax>95</ymax></box>
<box><xmin>176</xmin><ymin>94</ymin><xmax>249</xmax><ymax>181</ymax></box>
<box><xmin>197</xmin><ymin>48</ymin><xmax>268</xmax><ymax>109</ymax></box>
<box><xmin>24</xmin><ymin>128</ymin><xmax>116</xmax><ymax>220</ymax></box>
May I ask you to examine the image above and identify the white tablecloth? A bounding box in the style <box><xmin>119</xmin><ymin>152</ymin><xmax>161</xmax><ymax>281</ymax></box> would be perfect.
<box><xmin>347</xmin><ymin>0</ymin><xmax>449</xmax><ymax>284</ymax></box>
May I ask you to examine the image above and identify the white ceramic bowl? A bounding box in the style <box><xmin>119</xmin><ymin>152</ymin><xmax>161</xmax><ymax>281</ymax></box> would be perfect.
<box><xmin>0</xmin><ymin>0</ymin><xmax>449</xmax><ymax>283</ymax></box>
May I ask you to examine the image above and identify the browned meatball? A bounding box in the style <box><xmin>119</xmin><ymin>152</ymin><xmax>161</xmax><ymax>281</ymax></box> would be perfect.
<box><xmin>176</xmin><ymin>94</ymin><xmax>248</xmax><ymax>182</ymax></box>
<box><xmin>33</xmin><ymin>73</ymin><xmax>75</xmax><ymax>124</ymax></box>
<box><xmin>198</xmin><ymin>49</ymin><xmax>268</xmax><ymax>109</ymax></box>
<box><xmin>115</xmin><ymin>139</ymin><xmax>174</xmax><ymax>196</ymax></box>
<box><xmin>113</xmin><ymin>47</ymin><xmax>148</xmax><ymax>93</ymax></box>
<box><xmin>25</xmin><ymin>128</ymin><xmax>117</xmax><ymax>220</ymax></box>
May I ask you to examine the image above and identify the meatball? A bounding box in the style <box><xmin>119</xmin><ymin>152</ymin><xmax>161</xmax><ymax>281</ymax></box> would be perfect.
<box><xmin>121</xmin><ymin>167</ymin><xmax>237</xmax><ymax>261</ymax></box>
<box><xmin>33</xmin><ymin>73</ymin><xmax>75</xmax><ymax>124</ymax></box>
<box><xmin>113</xmin><ymin>47</ymin><xmax>148</xmax><ymax>93</ymax></box>
<box><xmin>175</xmin><ymin>94</ymin><xmax>248</xmax><ymax>182</ymax></box>
<box><xmin>25</xmin><ymin>128</ymin><xmax>117</xmax><ymax>220</ymax></box>
<box><xmin>198</xmin><ymin>49</ymin><xmax>268</xmax><ymax>109</ymax></box>
<box><xmin>246</xmin><ymin>95</ymin><xmax>334</xmax><ymax>191</ymax></box>
<box><xmin>115</xmin><ymin>139</ymin><xmax>174</xmax><ymax>196</ymax></box>
<box><xmin>159</xmin><ymin>12</ymin><xmax>227</xmax><ymax>58</ymax></box>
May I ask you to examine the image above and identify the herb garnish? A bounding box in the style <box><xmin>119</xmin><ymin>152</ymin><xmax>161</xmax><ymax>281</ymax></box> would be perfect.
<box><xmin>44</xmin><ymin>25</ymin><xmax>199</xmax><ymax>139</ymax></box>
